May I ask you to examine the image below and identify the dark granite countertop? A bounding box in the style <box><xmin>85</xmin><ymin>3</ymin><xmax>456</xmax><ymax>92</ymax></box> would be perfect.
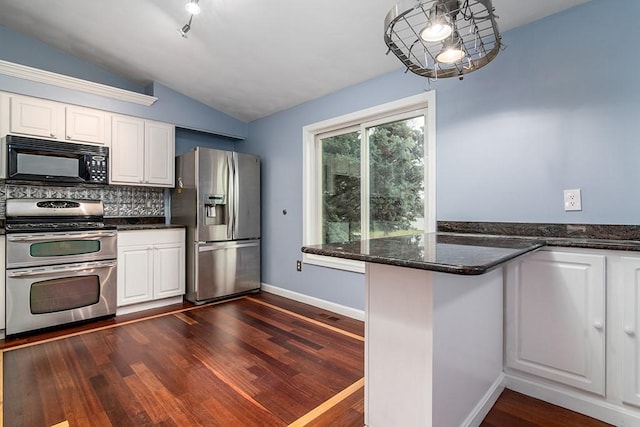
<box><xmin>302</xmin><ymin>233</ymin><xmax>544</xmax><ymax>275</ymax></box>
<box><xmin>438</xmin><ymin>221</ymin><xmax>640</xmax><ymax>252</ymax></box>
<box><xmin>105</xmin><ymin>217</ymin><xmax>184</xmax><ymax>231</ymax></box>
<box><xmin>115</xmin><ymin>224</ymin><xmax>185</xmax><ymax>231</ymax></box>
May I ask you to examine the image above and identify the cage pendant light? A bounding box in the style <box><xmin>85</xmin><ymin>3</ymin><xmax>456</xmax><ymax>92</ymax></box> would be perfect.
<box><xmin>384</xmin><ymin>0</ymin><xmax>502</xmax><ymax>79</ymax></box>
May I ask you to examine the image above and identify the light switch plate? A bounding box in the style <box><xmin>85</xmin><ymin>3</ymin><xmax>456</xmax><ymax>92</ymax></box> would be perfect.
<box><xmin>564</xmin><ymin>189</ymin><xmax>582</xmax><ymax>211</ymax></box>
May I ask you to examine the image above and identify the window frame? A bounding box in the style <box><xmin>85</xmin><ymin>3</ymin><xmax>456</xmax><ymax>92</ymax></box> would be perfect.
<box><xmin>302</xmin><ymin>92</ymin><xmax>436</xmax><ymax>273</ymax></box>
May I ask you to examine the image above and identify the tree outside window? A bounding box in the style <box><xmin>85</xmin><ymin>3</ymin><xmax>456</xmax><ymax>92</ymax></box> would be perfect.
<box><xmin>321</xmin><ymin>116</ymin><xmax>425</xmax><ymax>244</ymax></box>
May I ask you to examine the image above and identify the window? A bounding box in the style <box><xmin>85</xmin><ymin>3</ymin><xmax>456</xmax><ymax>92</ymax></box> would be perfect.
<box><xmin>303</xmin><ymin>93</ymin><xmax>436</xmax><ymax>273</ymax></box>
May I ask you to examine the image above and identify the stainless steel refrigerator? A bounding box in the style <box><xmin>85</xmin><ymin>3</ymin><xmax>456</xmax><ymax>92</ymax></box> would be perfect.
<box><xmin>171</xmin><ymin>147</ymin><xmax>260</xmax><ymax>304</ymax></box>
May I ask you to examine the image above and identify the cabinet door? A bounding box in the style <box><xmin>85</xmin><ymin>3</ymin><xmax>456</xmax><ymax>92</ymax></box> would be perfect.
<box><xmin>111</xmin><ymin>115</ymin><xmax>145</xmax><ymax>184</ymax></box>
<box><xmin>65</xmin><ymin>106</ymin><xmax>108</xmax><ymax>145</ymax></box>
<box><xmin>10</xmin><ymin>96</ymin><xmax>63</xmax><ymax>139</ymax></box>
<box><xmin>153</xmin><ymin>243</ymin><xmax>185</xmax><ymax>299</ymax></box>
<box><xmin>505</xmin><ymin>250</ymin><xmax>606</xmax><ymax>395</ymax></box>
<box><xmin>144</xmin><ymin>121</ymin><xmax>174</xmax><ymax>186</ymax></box>
<box><xmin>623</xmin><ymin>257</ymin><xmax>640</xmax><ymax>407</ymax></box>
<box><xmin>117</xmin><ymin>245</ymin><xmax>153</xmax><ymax>306</ymax></box>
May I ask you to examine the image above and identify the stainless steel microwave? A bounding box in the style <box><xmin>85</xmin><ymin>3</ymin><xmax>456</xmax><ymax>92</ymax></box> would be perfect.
<box><xmin>6</xmin><ymin>134</ymin><xmax>109</xmax><ymax>184</ymax></box>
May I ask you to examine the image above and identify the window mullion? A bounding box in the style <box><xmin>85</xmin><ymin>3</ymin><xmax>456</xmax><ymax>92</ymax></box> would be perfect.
<box><xmin>361</xmin><ymin>123</ymin><xmax>370</xmax><ymax>241</ymax></box>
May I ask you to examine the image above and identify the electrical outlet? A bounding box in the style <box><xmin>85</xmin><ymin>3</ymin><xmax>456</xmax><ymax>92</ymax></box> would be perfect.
<box><xmin>296</xmin><ymin>260</ymin><xmax>302</xmax><ymax>272</ymax></box>
<box><xmin>564</xmin><ymin>189</ymin><xmax>582</xmax><ymax>211</ymax></box>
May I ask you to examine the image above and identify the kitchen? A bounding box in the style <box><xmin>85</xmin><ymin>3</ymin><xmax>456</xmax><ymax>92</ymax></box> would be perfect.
<box><xmin>0</xmin><ymin>0</ymin><xmax>638</xmax><ymax>425</ymax></box>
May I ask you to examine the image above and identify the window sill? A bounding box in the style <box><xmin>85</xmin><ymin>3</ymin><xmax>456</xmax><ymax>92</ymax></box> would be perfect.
<box><xmin>302</xmin><ymin>253</ymin><xmax>365</xmax><ymax>274</ymax></box>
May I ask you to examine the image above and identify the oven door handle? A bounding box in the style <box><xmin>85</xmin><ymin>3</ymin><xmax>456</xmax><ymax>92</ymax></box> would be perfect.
<box><xmin>6</xmin><ymin>261</ymin><xmax>117</xmax><ymax>278</ymax></box>
<box><xmin>7</xmin><ymin>232</ymin><xmax>117</xmax><ymax>242</ymax></box>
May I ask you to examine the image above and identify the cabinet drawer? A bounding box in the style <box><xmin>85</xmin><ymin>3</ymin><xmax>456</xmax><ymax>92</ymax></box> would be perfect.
<box><xmin>118</xmin><ymin>228</ymin><xmax>184</xmax><ymax>246</ymax></box>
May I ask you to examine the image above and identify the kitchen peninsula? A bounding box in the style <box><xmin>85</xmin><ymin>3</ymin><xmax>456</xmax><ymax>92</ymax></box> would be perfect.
<box><xmin>303</xmin><ymin>233</ymin><xmax>543</xmax><ymax>427</ymax></box>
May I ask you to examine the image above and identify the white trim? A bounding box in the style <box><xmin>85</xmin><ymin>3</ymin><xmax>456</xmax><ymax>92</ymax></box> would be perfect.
<box><xmin>506</xmin><ymin>373</ymin><xmax>640</xmax><ymax>426</ymax></box>
<box><xmin>0</xmin><ymin>60</ymin><xmax>157</xmax><ymax>106</ymax></box>
<box><xmin>303</xmin><ymin>253</ymin><xmax>365</xmax><ymax>274</ymax></box>
<box><xmin>115</xmin><ymin>296</ymin><xmax>183</xmax><ymax>316</ymax></box>
<box><xmin>462</xmin><ymin>374</ymin><xmax>506</xmax><ymax>427</ymax></box>
<box><xmin>261</xmin><ymin>283</ymin><xmax>365</xmax><ymax>321</ymax></box>
<box><xmin>302</xmin><ymin>91</ymin><xmax>436</xmax><ymax>272</ymax></box>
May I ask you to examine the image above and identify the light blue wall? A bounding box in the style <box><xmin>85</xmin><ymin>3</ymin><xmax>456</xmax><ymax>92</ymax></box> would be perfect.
<box><xmin>244</xmin><ymin>0</ymin><xmax>639</xmax><ymax>310</ymax></box>
<box><xmin>175</xmin><ymin>127</ymin><xmax>238</xmax><ymax>155</ymax></box>
<box><xmin>0</xmin><ymin>25</ymin><xmax>247</xmax><ymax>139</ymax></box>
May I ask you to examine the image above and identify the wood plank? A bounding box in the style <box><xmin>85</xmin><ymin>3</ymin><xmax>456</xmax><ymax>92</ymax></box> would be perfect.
<box><xmin>3</xmin><ymin>293</ymin><xmax>364</xmax><ymax>426</ymax></box>
<box><xmin>288</xmin><ymin>377</ymin><xmax>364</xmax><ymax>427</ymax></box>
<box><xmin>481</xmin><ymin>389</ymin><xmax>614</xmax><ymax>427</ymax></box>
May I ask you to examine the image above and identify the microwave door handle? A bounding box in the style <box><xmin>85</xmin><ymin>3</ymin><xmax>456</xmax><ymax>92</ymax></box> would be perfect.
<box><xmin>7</xmin><ymin>261</ymin><xmax>117</xmax><ymax>278</ymax></box>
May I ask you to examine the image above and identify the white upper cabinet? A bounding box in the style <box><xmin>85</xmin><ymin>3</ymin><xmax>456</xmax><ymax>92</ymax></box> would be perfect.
<box><xmin>65</xmin><ymin>105</ymin><xmax>109</xmax><ymax>145</ymax></box>
<box><xmin>110</xmin><ymin>115</ymin><xmax>174</xmax><ymax>187</ymax></box>
<box><xmin>8</xmin><ymin>95</ymin><xmax>63</xmax><ymax>139</ymax></box>
<box><xmin>144</xmin><ymin>120</ymin><xmax>174</xmax><ymax>186</ymax></box>
<box><xmin>110</xmin><ymin>115</ymin><xmax>145</xmax><ymax>184</ymax></box>
<box><xmin>1</xmin><ymin>94</ymin><xmax>109</xmax><ymax>146</ymax></box>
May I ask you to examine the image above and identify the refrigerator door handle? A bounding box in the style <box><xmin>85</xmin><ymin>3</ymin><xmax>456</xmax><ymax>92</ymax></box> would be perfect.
<box><xmin>198</xmin><ymin>241</ymin><xmax>259</xmax><ymax>252</ymax></box>
<box><xmin>233</xmin><ymin>152</ymin><xmax>240</xmax><ymax>240</ymax></box>
<box><xmin>226</xmin><ymin>152</ymin><xmax>235</xmax><ymax>240</ymax></box>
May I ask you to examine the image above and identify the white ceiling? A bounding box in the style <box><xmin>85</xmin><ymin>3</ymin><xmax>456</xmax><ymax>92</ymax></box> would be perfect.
<box><xmin>0</xmin><ymin>0</ymin><xmax>590</xmax><ymax>122</ymax></box>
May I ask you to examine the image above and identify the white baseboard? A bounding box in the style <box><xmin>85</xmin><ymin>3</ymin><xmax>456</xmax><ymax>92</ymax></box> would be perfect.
<box><xmin>506</xmin><ymin>374</ymin><xmax>640</xmax><ymax>426</ymax></box>
<box><xmin>463</xmin><ymin>374</ymin><xmax>506</xmax><ymax>427</ymax></box>
<box><xmin>116</xmin><ymin>296</ymin><xmax>184</xmax><ymax>316</ymax></box>
<box><xmin>260</xmin><ymin>283</ymin><xmax>365</xmax><ymax>321</ymax></box>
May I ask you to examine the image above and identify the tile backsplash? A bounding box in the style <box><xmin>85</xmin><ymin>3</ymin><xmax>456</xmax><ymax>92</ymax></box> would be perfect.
<box><xmin>0</xmin><ymin>182</ymin><xmax>165</xmax><ymax>218</ymax></box>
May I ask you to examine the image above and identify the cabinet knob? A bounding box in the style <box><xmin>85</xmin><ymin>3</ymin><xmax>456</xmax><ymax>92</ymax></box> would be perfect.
<box><xmin>625</xmin><ymin>326</ymin><xmax>636</xmax><ymax>337</ymax></box>
<box><xmin>66</xmin><ymin>135</ymin><xmax>71</xmax><ymax>139</ymax></box>
<box><xmin>50</xmin><ymin>133</ymin><xmax>55</xmax><ymax>137</ymax></box>
<box><xmin>593</xmin><ymin>321</ymin><xmax>604</xmax><ymax>331</ymax></box>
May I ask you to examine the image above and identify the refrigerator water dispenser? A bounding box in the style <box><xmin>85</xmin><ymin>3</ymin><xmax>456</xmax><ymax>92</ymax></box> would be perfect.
<box><xmin>204</xmin><ymin>194</ymin><xmax>226</xmax><ymax>225</ymax></box>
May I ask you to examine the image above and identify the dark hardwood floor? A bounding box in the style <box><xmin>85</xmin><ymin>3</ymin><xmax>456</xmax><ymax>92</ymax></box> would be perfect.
<box><xmin>1</xmin><ymin>291</ymin><xmax>615</xmax><ymax>426</ymax></box>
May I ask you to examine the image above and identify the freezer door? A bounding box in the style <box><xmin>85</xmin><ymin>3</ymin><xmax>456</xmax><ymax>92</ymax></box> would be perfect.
<box><xmin>232</xmin><ymin>152</ymin><xmax>261</xmax><ymax>240</ymax></box>
<box><xmin>194</xmin><ymin>240</ymin><xmax>260</xmax><ymax>302</ymax></box>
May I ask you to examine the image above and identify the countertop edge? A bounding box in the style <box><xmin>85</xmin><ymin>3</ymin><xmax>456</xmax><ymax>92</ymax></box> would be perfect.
<box><xmin>302</xmin><ymin>238</ymin><xmax>545</xmax><ymax>275</ymax></box>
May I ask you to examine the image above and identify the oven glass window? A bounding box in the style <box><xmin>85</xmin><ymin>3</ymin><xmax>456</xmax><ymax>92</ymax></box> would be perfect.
<box><xmin>30</xmin><ymin>276</ymin><xmax>100</xmax><ymax>314</ymax></box>
<box><xmin>17</xmin><ymin>152</ymin><xmax>80</xmax><ymax>179</ymax></box>
<box><xmin>30</xmin><ymin>240</ymin><xmax>101</xmax><ymax>257</ymax></box>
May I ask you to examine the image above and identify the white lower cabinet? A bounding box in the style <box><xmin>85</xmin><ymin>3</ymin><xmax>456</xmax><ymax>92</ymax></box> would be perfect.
<box><xmin>505</xmin><ymin>249</ymin><xmax>606</xmax><ymax>395</ymax></box>
<box><xmin>117</xmin><ymin>229</ymin><xmax>185</xmax><ymax>308</ymax></box>
<box><xmin>622</xmin><ymin>256</ymin><xmax>640</xmax><ymax>407</ymax></box>
<box><xmin>506</xmin><ymin>248</ymin><xmax>640</xmax><ymax>425</ymax></box>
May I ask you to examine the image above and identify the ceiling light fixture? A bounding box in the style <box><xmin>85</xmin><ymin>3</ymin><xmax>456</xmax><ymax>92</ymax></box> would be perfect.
<box><xmin>384</xmin><ymin>0</ymin><xmax>502</xmax><ymax>80</ymax></box>
<box><xmin>185</xmin><ymin>0</ymin><xmax>201</xmax><ymax>15</ymax></box>
<box><xmin>177</xmin><ymin>15</ymin><xmax>193</xmax><ymax>38</ymax></box>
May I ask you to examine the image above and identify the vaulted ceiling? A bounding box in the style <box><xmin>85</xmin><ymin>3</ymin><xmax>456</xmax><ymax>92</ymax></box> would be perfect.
<box><xmin>0</xmin><ymin>0</ymin><xmax>590</xmax><ymax>122</ymax></box>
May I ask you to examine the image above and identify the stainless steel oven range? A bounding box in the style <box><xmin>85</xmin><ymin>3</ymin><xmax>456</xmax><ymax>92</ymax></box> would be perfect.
<box><xmin>5</xmin><ymin>198</ymin><xmax>117</xmax><ymax>336</ymax></box>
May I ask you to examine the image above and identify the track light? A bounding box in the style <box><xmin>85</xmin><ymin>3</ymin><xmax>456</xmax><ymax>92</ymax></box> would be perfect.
<box><xmin>177</xmin><ymin>15</ymin><xmax>193</xmax><ymax>38</ymax></box>
<box><xmin>185</xmin><ymin>0</ymin><xmax>201</xmax><ymax>15</ymax></box>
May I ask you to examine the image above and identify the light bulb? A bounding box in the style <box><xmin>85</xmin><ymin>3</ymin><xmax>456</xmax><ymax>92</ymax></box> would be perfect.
<box><xmin>435</xmin><ymin>33</ymin><xmax>465</xmax><ymax>63</ymax></box>
<box><xmin>185</xmin><ymin>0</ymin><xmax>201</xmax><ymax>15</ymax></box>
<box><xmin>420</xmin><ymin>4</ymin><xmax>452</xmax><ymax>42</ymax></box>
